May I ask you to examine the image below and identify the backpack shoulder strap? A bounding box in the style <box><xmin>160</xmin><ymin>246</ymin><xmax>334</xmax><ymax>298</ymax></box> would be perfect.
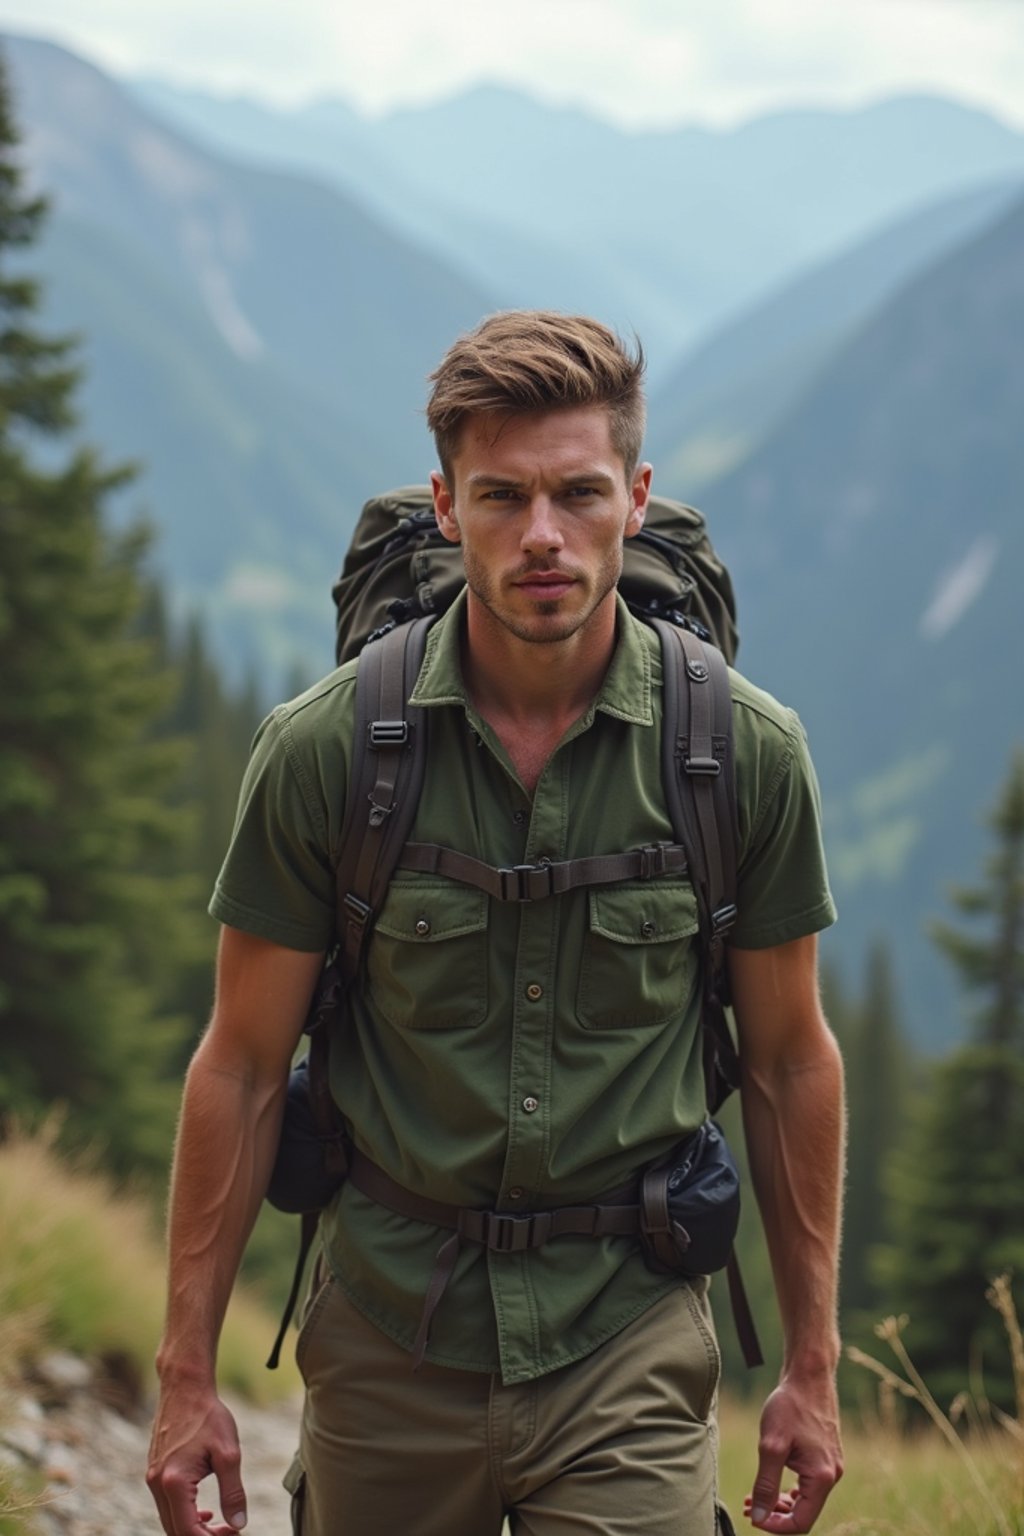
<box><xmin>654</xmin><ymin>619</ymin><xmax>763</xmax><ymax>1370</ymax></box>
<box><xmin>335</xmin><ymin>615</ymin><xmax>434</xmax><ymax>981</ymax></box>
<box><xmin>653</xmin><ymin>619</ymin><xmax>738</xmax><ymax>983</ymax></box>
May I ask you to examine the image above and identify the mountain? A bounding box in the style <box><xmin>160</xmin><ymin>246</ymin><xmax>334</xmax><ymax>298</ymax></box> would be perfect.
<box><xmin>132</xmin><ymin>78</ymin><xmax>649</xmax><ymax>353</ymax></box>
<box><xmin>647</xmin><ymin>176</ymin><xmax>1022</xmax><ymax>492</ymax></box>
<box><xmin>133</xmin><ymin>78</ymin><xmax>1024</xmax><ymax>371</ymax></box>
<box><xmin>698</xmin><ymin>190</ymin><xmax>1024</xmax><ymax>1046</ymax></box>
<box><xmin>4</xmin><ymin>34</ymin><xmax>493</xmax><ymax>678</ymax></box>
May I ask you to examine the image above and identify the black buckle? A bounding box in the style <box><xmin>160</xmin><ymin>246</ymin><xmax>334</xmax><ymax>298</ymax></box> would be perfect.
<box><xmin>638</xmin><ymin>843</ymin><xmax>675</xmax><ymax>879</ymax></box>
<box><xmin>684</xmin><ymin>755</ymin><xmax>721</xmax><ymax>777</ymax></box>
<box><xmin>368</xmin><ymin>720</ymin><xmax>409</xmax><ymax>747</ymax></box>
<box><xmin>480</xmin><ymin>1211</ymin><xmax>552</xmax><ymax>1253</ymax></box>
<box><xmin>342</xmin><ymin>893</ymin><xmax>371</xmax><ymax>926</ymax></box>
<box><xmin>497</xmin><ymin>863</ymin><xmax>555</xmax><ymax>902</ymax></box>
<box><xmin>711</xmin><ymin>903</ymin><xmax>737</xmax><ymax>936</ymax></box>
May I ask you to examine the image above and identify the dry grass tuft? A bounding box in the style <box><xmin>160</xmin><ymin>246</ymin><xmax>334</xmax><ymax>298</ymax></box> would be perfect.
<box><xmin>0</xmin><ymin>1124</ymin><xmax>299</xmax><ymax>1408</ymax></box>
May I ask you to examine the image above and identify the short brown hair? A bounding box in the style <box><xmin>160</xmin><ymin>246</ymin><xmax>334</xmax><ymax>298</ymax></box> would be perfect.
<box><xmin>426</xmin><ymin>310</ymin><xmax>646</xmax><ymax>481</ymax></box>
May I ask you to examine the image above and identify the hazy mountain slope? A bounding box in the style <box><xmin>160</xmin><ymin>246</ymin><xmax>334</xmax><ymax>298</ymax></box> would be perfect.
<box><xmin>6</xmin><ymin>34</ymin><xmax>493</xmax><ymax>477</ymax></box>
<box><xmin>131</xmin><ymin>76</ymin><xmax>1024</xmax><ymax>370</ymax></box>
<box><xmin>647</xmin><ymin>177</ymin><xmax>1022</xmax><ymax>492</ymax></box>
<box><xmin>131</xmin><ymin>77</ymin><xmax>657</xmax><ymax>347</ymax></box>
<box><xmin>701</xmin><ymin>192</ymin><xmax>1024</xmax><ymax>1045</ymax></box>
<box><xmin>3</xmin><ymin>33</ymin><xmax>494</xmax><ymax>680</ymax></box>
<box><xmin>375</xmin><ymin>88</ymin><xmax>1024</xmax><ymax>350</ymax></box>
<box><xmin>35</xmin><ymin>212</ymin><xmax>366</xmax><ymax>674</ymax></box>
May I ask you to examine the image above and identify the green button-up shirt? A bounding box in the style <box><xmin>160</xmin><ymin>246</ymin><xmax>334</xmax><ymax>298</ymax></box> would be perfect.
<box><xmin>211</xmin><ymin>594</ymin><xmax>835</xmax><ymax>1382</ymax></box>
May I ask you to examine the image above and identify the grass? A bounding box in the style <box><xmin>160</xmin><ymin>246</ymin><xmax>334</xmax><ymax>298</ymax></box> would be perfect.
<box><xmin>718</xmin><ymin>1278</ymin><xmax>1023</xmax><ymax>1535</ymax></box>
<box><xmin>0</xmin><ymin>1124</ymin><xmax>300</xmax><ymax>1407</ymax></box>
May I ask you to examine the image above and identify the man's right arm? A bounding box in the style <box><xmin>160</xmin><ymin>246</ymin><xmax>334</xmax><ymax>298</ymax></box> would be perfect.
<box><xmin>147</xmin><ymin>926</ymin><xmax>325</xmax><ymax>1536</ymax></box>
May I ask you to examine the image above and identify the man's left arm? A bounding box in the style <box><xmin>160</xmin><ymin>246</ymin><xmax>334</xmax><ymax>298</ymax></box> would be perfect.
<box><xmin>728</xmin><ymin>933</ymin><xmax>845</xmax><ymax>1534</ymax></box>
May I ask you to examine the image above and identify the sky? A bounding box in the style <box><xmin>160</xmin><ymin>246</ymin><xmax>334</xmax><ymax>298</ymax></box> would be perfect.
<box><xmin>2</xmin><ymin>0</ymin><xmax>1024</xmax><ymax>131</ymax></box>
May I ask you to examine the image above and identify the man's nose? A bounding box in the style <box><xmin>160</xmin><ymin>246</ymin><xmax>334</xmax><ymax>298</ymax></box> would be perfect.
<box><xmin>521</xmin><ymin>496</ymin><xmax>564</xmax><ymax>552</ymax></box>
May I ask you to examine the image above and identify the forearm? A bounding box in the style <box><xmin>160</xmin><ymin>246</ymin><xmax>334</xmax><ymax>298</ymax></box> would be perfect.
<box><xmin>157</xmin><ymin>1035</ymin><xmax>287</xmax><ymax>1387</ymax></box>
<box><xmin>741</xmin><ymin>1031</ymin><xmax>845</xmax><ymax>1376</ymax></box>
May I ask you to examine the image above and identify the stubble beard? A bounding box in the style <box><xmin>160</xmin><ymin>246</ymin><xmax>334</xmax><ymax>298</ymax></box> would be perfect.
<box><xmin>461</xmin><ymin>545</ymin><xmax>623</xmax><ymax>646</ymax></box>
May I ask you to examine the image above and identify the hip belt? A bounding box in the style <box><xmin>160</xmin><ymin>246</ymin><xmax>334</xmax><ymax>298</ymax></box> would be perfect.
<box><xmin>347</xmin><ymin>1147</ymin><xmax>645</xmax><ymax>1368</ymax></box>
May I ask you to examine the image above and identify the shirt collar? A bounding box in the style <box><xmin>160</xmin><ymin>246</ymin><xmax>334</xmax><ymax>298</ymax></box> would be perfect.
<box><xmin>409</xmin><ymin>590</ymin><xmax>654</xmax><ymax>726</ymax></box>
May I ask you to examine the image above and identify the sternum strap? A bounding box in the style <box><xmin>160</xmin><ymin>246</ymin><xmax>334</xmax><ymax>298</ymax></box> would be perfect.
<box><xmin>396</xmin><ymin>842</ymin><xmax>688</xmax><ymax>901</ymax></box>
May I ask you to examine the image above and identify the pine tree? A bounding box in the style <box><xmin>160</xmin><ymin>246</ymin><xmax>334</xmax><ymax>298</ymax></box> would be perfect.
<box><xmin>875</xmin><ymin>751</ymin><xmax>1024</xmax><ymax>1409</ymax></box>
<box><xmin>0</xmin><ymin>54</ymin><xmax>201</xmax><ymax>1176</ymax></box>
<box><xmin>841</xmin><ymin>941</ymin><xmax>909</xmax><ymax>1318</ymax></box>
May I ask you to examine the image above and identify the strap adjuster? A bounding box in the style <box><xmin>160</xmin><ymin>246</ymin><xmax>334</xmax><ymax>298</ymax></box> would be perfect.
<box><xmin>638</xmin><ymin>843</ymin><xmax>675</xmax><ymax>879</ymax></box>
<box><xmin>342</xmin><ymin>893</ymin><xmax>371</xmax><ymax>926</ymax></box>
<box><xmin>711</xmin><ymin>903</ymin><xmax>738</xmax><ymax>936</ymax></box>
<box><xmin>684</xmin><ymin>755</ymin><xmax>721</xmax><ymax>777</ymax></box>
<box><xmin>477</xmin><ymin>1211</ymin><xmax>553</xmax><ymax>1252</ymax></box>
<box><xmin>497</xmin><ymin>863</ymin><xmax>555</xmax><ymax>901</ymax></box>
<box><xmin>368</xmin><ymin>720</ymin><xmax>409</xmax><ymax>747</ymax></box>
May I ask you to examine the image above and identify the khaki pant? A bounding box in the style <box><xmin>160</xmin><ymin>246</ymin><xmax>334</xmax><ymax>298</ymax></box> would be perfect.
<box><xmin>284</xmin><ymin>1263</ymin><xmax>729</xmax><ymax>1535</ymax></box>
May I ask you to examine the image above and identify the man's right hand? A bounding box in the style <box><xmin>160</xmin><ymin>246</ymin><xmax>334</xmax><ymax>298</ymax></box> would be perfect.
<box><xmin>147</xmin><ymin>1382</ymin><xmax>248</xmax><ymax>1536</ymax></box>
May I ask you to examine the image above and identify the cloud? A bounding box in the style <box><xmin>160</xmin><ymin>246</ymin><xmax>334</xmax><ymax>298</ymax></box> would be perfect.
<box><xmin>4</xmin><ymin>0</ymin><xmax>1024</xmax><ymax>129</ymax></box>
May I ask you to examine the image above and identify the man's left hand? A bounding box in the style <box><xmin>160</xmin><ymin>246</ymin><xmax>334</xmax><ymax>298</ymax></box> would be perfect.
<box><xmin>746</xmin><ymin>1375</ymin><xmax>843</xmax><ymax>1533</ymax></box>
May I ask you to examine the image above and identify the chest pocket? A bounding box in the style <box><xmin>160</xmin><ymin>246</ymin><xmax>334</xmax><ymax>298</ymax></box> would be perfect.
<box><xmin>367</xmin><ymin>878</ymin><xmax>489</xmax><ymax>1030</ymax></box>
<box><xmin>577</xmin><ymin>880</ymin><xmax>700</xmax><ymax>1029</ymax></box>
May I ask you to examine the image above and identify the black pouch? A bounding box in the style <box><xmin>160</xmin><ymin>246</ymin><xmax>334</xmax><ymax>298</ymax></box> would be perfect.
<box><xmin>639</xmin><ymin>1120</ymin><xmax>741</xmax><ymax>1277</ymax></box>
<box><xmin>265</xmin><ymin>1057</ymin><xmax>349</xmax><ymax>1215</ymax></box>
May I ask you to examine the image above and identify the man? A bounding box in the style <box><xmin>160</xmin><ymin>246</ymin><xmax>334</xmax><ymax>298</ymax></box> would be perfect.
<box><xmin>148</xmin><ymin>311</ymin><xmax>844</xmax><ymax>1536</ymax></box>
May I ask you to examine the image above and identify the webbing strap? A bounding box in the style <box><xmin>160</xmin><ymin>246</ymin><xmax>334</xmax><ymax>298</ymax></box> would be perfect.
<box><xmin>266</xmin><ymin>1209</ymin><xmax>320</xmax><ymax>1370</ymax></box>
<box><xmin>337</xmin><ymin>616</ymin><xmax>433</xmax><ymax>981</ymax></box>
<box><xmin>726</xmin><ymin>1248</ymin><xmax>764</xmax><ymax>1368</ymax></box>
<box><xmin>653</xmin><ymin>621</ymin><xmax>739</xmax><ymax>978</ymax></box>
<box><xmin>396</xmin><ymin>842</ymin><xmax>689</xmax><ymax>901</ymax></box>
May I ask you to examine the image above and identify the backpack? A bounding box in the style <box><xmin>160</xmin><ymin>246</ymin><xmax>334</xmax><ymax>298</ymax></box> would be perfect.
<box><xmin>265</xmin><ymin>487</ymin><xmax>761</xmax><ymax>1371</ymax></box>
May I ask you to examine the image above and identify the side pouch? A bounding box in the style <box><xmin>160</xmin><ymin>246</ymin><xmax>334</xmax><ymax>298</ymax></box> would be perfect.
<box><xmin>266</xmin><ymin>1057</ymin><xmax>349</xmax><ymax>1215</ymax></box>
<box><xmin>639</xmin><ymin>1120</ymin><xmax>741</xmax><ymax>1278</ymax></box>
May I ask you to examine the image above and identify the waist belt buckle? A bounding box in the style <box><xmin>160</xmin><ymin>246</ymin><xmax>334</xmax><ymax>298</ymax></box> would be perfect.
<box><xmin>498</xmin><ymin>863</ymin><xmax>555</xmax><ymax>902</ymax></box>
<box><xmin>481</xmin><ymin>1210</ymin><xmax>553</xmax><ymax>1252</ymax></box>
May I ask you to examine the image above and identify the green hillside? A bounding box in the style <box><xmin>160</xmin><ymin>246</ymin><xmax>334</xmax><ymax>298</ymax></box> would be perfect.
<box><xmin>5</xmin><ymin>32</ymin><xmax>494</xmax><ymax>681</ymax></box>
<box><xmin>699</xmin><ymin>191</ymin><xmax>1024</xmax><ymax>1046</ymax></box>
<box><xmin>134</xmin><ymin>76</ymin><xmax>1024</xmax><ymax>371</ymax></box>
<box><xmin>647</xmin><ymin>178</ymin><xmax>1021</xmax><ymax>492</ymax></box>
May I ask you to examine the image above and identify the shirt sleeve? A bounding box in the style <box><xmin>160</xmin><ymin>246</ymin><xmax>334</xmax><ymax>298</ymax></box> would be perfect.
<box><xmin>730</xmin><ymin>707</ymin><xmax>837</xmax><ymax>950</ymax></box>
<box><xmin>208</xmin><ymin>706</ymin><xmax>337</xmax><ymax>952</ymax></box>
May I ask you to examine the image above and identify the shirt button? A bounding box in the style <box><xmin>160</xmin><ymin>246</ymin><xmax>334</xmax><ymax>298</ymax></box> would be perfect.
<box><xmin>522</xmin><ymin>1096</ymin><xmax>539</xmax><ymax>1114</ymax></box>
<box><xmin>415</xmin><ymin>918</ymin><xmax>431</xmax><ymax>937</ymax></box>
<box><xmin>640</xmin><ymin>919</ymin><xmax>656</xmax><ymax>939</ymax></box>
<box><xmin>513</xmin><ymin>810</ymin><xmax>526</xmax><ymax>826</ymax></box>
<box><xmin>525</xmin><ymin>982</ymin><xmax>543</xmax><ymax>1001</ymax></box>
<box><xmin>508</xmin><ymin>1187</ymin><xmax>524</xmax><ymax>1201</ymax></box>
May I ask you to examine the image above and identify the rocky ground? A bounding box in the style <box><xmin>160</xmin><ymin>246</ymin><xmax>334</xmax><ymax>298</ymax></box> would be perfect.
<box><xmin>1</xmin><ymin>1353</ymin><xmax>300</xmax><ymax>1534</ymax></box>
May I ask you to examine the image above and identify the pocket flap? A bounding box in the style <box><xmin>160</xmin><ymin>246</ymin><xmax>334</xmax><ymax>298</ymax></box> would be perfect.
<box><xmin>588</xmin><ymin>881</ymin><xmax>699</xmax><ymax>945</ymax></box>
<box><xmin>374</xmin><ymin>879</ymin><xmax>488</xmax><ymax>943</ymax></box>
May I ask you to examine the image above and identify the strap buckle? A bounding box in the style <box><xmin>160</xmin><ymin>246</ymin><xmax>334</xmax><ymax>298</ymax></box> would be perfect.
<box><xmin>638</xmin><ymin>843</ymin><xmax>675</xmax><ymax>879</ymax></box>
<box><xmin>684</xmin><ymin>754</ymin><xmax>721</xmax><ymax>777</ymax></box>
<box><xmin>711</xmin><ymin>903</ymin><xmax>738</xmax><ymax>937</ymax></box>
<box><xmin>497</xmin><ymin>862</ymin><xmax>555</xmax><ymax>902</ymax></box>
<box><xmin>368</xmin><ymin>720</ymin><xmax>409</xmax><ymax>747</ymax></box>
<box><xmin>342</xmin><ymin>893</ymin><xmax>371</xmax><ymax>926</ymax></box>
<box><xmin>477</xmin><ymin>1211</ymin><xmax>553</xmax><ymax>1253</ymax></box>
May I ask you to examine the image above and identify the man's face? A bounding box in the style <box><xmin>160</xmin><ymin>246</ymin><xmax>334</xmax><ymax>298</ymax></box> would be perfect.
<box><xmin>431</xmin><ymin>405</ymin><xmax>651</xmax><ymax>648</ymax></box>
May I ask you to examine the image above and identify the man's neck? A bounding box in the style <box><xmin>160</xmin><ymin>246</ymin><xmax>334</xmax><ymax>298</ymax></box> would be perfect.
<box><xmin>460</xmin><ymin>594</ymin><xmax>618</xmax><ymax>729</ymax></box>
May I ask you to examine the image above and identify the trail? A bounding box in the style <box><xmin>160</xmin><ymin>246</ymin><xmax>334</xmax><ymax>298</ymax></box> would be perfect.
<box><xmin>2</xmin><ymin>1366</ymin><xmax>300</xmax><ymax>1534</ymax></box>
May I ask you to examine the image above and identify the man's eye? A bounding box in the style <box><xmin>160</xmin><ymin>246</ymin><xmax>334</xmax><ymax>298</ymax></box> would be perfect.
<box><xmin>484</xmin><ymin>488</ymin><xmax>519</xmax><ymax>502</ymax></box>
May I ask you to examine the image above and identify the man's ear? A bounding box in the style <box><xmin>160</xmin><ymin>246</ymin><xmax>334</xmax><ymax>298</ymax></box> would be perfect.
<box><xmin>431</xmin><ymin>471</ymin><xmax>461</xmax><ymax>543</ymax></box>
<box><xmin>625</xmin><ymin>462</ymin><xmax>653</xmax><ymax>539</ymax></box>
